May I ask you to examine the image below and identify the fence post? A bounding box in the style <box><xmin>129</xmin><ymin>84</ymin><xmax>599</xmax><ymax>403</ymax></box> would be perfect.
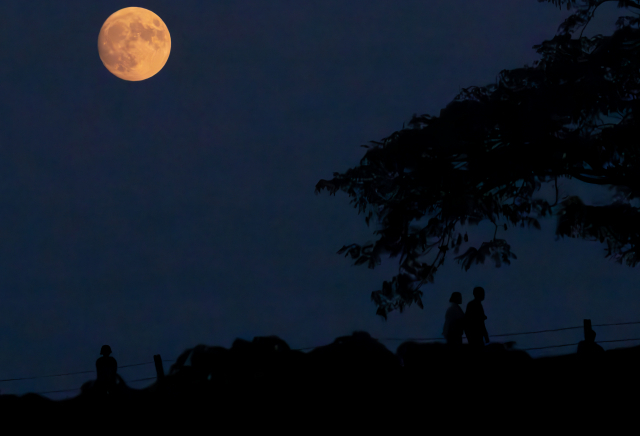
<box><xmin>584</xmin><ymin>319</ymin><xmax>592</xmax><ymax>341</ymax></box>
<box><xmin>154</xmin><ymin>354</ymin><xmax>165</xmax><ymax>382</ymax></box>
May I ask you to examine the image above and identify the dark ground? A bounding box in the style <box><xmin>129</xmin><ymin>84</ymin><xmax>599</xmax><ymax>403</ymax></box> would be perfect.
<box><xmin>1</xmin><ymin>333</ymin><xmax>637</xmax><ymax>431</ymax></box>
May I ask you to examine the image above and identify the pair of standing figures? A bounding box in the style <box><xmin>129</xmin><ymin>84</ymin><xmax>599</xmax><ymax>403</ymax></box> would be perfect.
<box><xmin>443</xmin><ymin>287</ymin><xmax>490</xmax><ymax>347</ymax></box>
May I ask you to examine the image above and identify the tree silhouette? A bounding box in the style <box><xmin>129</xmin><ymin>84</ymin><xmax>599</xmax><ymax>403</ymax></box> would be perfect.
<box><xmin>315</xmin><ymin>0</ymin><xmax>640</xmax><ymax>320</ymax></box>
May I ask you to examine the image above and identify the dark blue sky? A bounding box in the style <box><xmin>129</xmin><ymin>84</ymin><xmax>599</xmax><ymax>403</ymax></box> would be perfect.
<box><xmin>0</xmin><ymin>1</ymin><xmax>637</xmax><ymax>400</ymax></box>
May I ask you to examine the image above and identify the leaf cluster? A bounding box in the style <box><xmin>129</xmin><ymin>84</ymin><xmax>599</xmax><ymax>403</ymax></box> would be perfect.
<box><xmin>316</xmin><ymin>0</ymin><xmax>640</xmax><ymax>319</ymax></box>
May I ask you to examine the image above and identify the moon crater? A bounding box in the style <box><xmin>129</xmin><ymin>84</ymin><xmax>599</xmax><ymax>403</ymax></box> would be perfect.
<box><xmin>98</xmin><ymin>7</ymin><xmax>171</xmax><ymax>81</ymax></box>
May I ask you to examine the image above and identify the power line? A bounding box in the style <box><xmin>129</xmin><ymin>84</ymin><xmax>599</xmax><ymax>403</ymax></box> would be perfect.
<box><xmin>519</xmin><ymin>336</ymin><xmax>640</xmax><ymax>351</ymax></box>
<box><xmin>0</xmin><ymin>360</ymin><xmax>176</xmax><ymax>382</ymax></box>
<box><xmin>12</xmin><ymin>334</ymin><xmax>640</xmax><ymax>397</ymax></box>
<box><xmin>289</xmin><ymin>320</ymin><xmax>640</xmax><ymax>350</ymax></box>
<box><xmin>369</xmin><ymin>320</ymin><xmax>640</xmax><ymax>343</ymax></box>
<box><xmin>31</xmin><ymin>336</ymin><xmax>640</xmax><ymax>396</ymax></box>
<box><xmin>293</xmin><ymin>335</ymin><xmax>640</xmax><ymax>351</ymax></box>
<box><xmin>3</xmin><ymin>320</ymin><xmax>640</xmax><ymax>391</ymax></box>
<box><xmin>32</xmin><ymin>377</ymin><xmax>159</xmax><ymax>395</ymax></box>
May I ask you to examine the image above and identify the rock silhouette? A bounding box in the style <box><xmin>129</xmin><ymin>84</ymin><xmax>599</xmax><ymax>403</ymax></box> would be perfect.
<box><xmin>2</xmin><ymin>330</ymin><xmax>638</xmax><ymax>431</ymax></box>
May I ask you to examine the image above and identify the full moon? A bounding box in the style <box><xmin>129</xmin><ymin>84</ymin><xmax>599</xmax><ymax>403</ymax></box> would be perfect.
<box><xmin>98</xmin><ymin>7</ymin><xmax>171</xmax><ymax>81</ymax></box>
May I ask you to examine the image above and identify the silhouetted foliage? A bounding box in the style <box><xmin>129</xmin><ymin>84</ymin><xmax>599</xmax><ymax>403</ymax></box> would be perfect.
<box><xmin>2</xmin><ymin>332</ymin><xmax>637</xmax><ymax>430</ymax></box>
<box><xmin>315</xmin><ymin>0</ymin><xmax>640</xmax><ymax>319</ymax></box>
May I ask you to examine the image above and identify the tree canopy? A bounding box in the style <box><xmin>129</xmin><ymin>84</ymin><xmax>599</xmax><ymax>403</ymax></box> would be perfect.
<box><xmin>315</xmin><ymin>0</ymin><xmax>640</xmax><ymax>320</ymax></box>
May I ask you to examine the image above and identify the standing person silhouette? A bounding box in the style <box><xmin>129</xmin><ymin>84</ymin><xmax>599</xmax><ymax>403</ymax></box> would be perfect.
<box><xmin>96</xmin><ymin>345</ymin><xmax>118</xmax><ymax>395</ymax></box>
<box><xmin>443</xmin><ymin>292</ymin><xmax>465</xmax><ymax>346</ymax></box>
<box><xmin>464</xmin><ymin>287</ymin><xmax>489</xmax><ymax>350</ymax></box>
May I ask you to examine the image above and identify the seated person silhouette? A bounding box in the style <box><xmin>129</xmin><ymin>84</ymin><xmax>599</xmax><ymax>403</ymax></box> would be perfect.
<box><xmin>575</xmin><ymin>329</ymin><xmax>605</xmax><ymax>388</ymax></box>
<box><xmin>95</xmin><ymin>345</ymin><xmax>118</xmax><ymax>395</ymax></box>
<box><xmin>577</xmin><ymin>330</ymin><xmax>604</xmax><ymax>355</ymax></box>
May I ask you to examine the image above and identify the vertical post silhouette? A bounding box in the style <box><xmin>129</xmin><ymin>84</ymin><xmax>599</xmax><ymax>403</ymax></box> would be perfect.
<box><xmin>584</xmin><ymin>319</ymin><xmax>592</xmax><ymax>340</ymax></box>
<box><xmin>154</xmin><ymin>354</ymin><xmax>165</xmax><ymax>383</ymax></box>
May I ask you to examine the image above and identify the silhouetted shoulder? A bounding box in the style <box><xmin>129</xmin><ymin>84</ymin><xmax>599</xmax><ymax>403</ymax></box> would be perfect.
<box><xmin>465</xmin><ymin>300</ymin><xmax>483</xmax><ymax>319</ymax></box>
<box><xmin>466</xmin><ymin>299</ymin><xmax>479</xmax><ymax>310</ymax></box>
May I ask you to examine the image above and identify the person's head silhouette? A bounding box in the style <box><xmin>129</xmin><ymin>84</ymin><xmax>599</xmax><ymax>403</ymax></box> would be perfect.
<box><xmin>586</xmin><ymin>329</ymin><xmax>596</xmax><ymax>342</ymax></box>
<box><xmin>472</xmin><ymin>287</ymin><xmax>485</xmax><ymax>301</ymax></box>
<box><xmin>449</xmin><ymin>292</ymin><xmax>462</xmax><ymax>305</ymax></box>
<box><xmin>100</xmin><ymin>345</ymin><xmax>112</xmax><ymax>356</ymax></box>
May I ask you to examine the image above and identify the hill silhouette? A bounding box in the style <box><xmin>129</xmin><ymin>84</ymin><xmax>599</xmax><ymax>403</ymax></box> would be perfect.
<box><xmin>1</xmin><ymin>330</ymin><xmax>637</xmax><ymax>430</ymax></box>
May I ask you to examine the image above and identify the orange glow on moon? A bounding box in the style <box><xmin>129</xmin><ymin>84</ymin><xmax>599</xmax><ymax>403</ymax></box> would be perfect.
<box><xmin>98</xmin><ymin>7</ymin><xmax>171</xmax><ymax>81</ymax></box>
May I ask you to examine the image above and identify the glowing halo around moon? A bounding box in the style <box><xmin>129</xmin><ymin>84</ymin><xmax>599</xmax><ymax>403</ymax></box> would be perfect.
<box><xmin>98</xmin><ymin>7</ymin><xmax>171</xmax><ymax>81</ymax></box>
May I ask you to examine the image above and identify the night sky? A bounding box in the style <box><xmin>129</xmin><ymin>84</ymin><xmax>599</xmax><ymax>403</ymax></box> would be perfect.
<box><xmin>1</xmin><ymin>1</ymin><xmax>638</xmax><ymax>400</ymax></box>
